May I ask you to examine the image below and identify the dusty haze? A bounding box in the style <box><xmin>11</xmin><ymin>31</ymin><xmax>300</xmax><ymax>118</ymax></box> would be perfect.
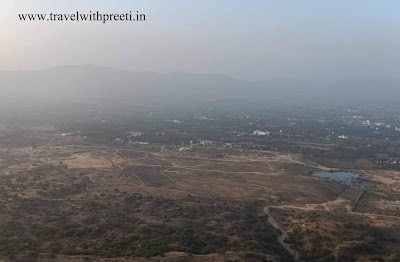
<box><xmin>0</xmin><ymin>0</ymin><xmax>399</xmax><ymax>85</ymax></box>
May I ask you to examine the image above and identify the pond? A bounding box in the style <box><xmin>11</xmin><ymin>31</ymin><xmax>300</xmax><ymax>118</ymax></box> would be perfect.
<box><xmin>313</xmin><ymin>171</ymin><xmax>360</xmax><ymax>186</ymax></box>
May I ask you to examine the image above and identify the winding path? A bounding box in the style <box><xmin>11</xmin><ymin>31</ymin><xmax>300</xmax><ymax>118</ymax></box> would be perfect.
<box><xmin>264</xmin><ymin>206</ymin><xmax>299</xmax><ymax>260</ymax></box>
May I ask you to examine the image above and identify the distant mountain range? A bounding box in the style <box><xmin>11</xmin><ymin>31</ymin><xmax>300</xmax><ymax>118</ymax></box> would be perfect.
<box><xmin>0</xmin><ymin>65</ymin><xmax>398</xmax><ymax>107</ymax></box>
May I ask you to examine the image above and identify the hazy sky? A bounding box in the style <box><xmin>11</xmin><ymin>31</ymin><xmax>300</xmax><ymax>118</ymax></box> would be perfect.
<box><xmin>0</xmin><ymin>0</ymin><xmax>399</xmax><ymax>81</ymax></box>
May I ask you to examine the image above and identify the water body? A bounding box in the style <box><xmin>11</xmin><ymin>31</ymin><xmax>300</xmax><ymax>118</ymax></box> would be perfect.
<box><xmin>313</xmin><ymin>171</ymin><xmax>360</xmax><ymax>186</ymax></box>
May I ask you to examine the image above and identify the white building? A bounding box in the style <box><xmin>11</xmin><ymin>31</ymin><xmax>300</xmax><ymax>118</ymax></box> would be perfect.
<box><xmin>179</xmin><ymin>147</ymin><xmax>191</xmax><ymax>151</ymax></box>
<box><xmin>252</xmin><ymin>130</ymin><xmax>269</xmax><ymax>136</ymax></box>
<box><xmin>199</xmin><ymin>140</ymin><xmax>214</xmax><ymax>146</ymax></box>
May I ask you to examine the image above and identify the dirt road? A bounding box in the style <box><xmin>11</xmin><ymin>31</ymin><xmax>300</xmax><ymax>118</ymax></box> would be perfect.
<box><xmin>264</xmin><ymin>206</ymin><xmax>299</xmax><ymax>260</ymax></box>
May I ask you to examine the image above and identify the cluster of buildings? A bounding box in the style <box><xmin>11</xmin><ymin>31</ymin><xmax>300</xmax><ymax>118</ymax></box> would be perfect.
<box><xmin>179</xmin><ymin>140</ymin><xmax>216</xmax><ymax>151</ymax></box>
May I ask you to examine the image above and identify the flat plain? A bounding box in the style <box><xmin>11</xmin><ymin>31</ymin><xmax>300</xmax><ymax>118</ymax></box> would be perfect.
<box><xmin>0</xmin><ymin>132</ymin><xmax>399</xmax><ymax>262</ymax></box>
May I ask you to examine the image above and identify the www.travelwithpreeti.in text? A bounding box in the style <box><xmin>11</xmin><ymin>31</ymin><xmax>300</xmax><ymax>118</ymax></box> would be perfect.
<box><xmin>18</xmin><ymin>11</ymin><xmax>146</xmax><ymax>23</ymax></box>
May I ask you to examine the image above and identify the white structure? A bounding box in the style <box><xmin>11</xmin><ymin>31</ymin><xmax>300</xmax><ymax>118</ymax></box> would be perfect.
<box><xmin>199</xmin><ymin>140</ymin><xmax>213</xmax><ymax>146</ymax></box>
<box><xmin>338</xmin><ymin>135</ymin><xmax>349</xmax><ymax>139</ymax></box>
<box><xmin>166</xmin><ymin>120</ymin><xmax>182</xmax><ymax>124</ymax></box>
<box><xmin>252</xmin><ymin>130</ymin><xmax>268</xmax><ymax>136</ymax></box>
